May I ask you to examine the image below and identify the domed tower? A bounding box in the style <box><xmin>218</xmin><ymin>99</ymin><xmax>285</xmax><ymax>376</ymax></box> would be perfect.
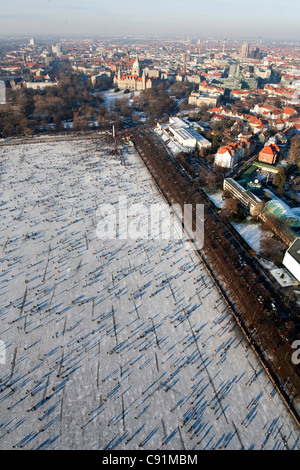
<box><xmin>132</xmin><ymin>57</ymin><xmax>141</xmax><ymax>76</ymax></box>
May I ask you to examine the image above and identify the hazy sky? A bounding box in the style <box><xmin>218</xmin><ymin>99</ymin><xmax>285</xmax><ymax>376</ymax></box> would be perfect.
<box><xmin>0</xmin><ymin>0</ymin><xmax>299</xmax><ymax>40</ymax></box>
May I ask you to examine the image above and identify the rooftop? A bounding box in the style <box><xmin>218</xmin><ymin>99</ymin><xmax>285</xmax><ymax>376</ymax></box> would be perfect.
<box><xmin>287</xmin><ymin>238</ymin><xmax>300</xmax><ymax>264</ymax></box>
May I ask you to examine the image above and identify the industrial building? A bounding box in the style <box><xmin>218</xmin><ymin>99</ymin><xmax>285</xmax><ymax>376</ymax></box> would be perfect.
<box><xmin>168</xmin><ymin>124</ymin><xmax>211</xmax><ymax>150</ymax></box>
<box><xmin>157</xmin><ymin>117</ymin><xmax>212</xmax><ymax>151</ymax></box>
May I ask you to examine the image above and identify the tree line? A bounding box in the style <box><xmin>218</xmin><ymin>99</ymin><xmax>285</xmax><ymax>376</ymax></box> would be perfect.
<box><xmin>0</xmin><ymin>64</ymin><xmax>112</xmax><ymax>137</ymax></box>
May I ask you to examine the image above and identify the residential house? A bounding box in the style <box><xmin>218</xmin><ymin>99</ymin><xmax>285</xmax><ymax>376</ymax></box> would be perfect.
<box><xmin>258</xmin><ymin>144</ymin><xmax>280</xmax><ymax>165</ymax></box>
<box><xmin>214</xmin><ymin>142</ymin><xmax>243</xmax><ymax>168</ymax></box>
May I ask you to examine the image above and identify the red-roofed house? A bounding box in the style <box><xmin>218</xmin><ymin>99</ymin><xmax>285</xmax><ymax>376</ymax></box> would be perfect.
<box><xmin>253</xmin><ymin>103</ymin><xmax>282</xmax><ymax>120</ymax></box>
<box><xmin>283</xmin><ymin>107</ymin><xmax>297</xmax><ymax>119</ymax></box>
<box><xmin>214</xmin><ymin>142</ymin><xmax>243</xmax><ymax>168</ymax></box>
<box><xmin>258</xmin><ymin>144</ymin><xmax>280</xmax><ymax>165</ymax></box>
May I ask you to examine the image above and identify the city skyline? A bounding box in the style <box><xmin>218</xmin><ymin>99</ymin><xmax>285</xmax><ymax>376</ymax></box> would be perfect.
<box><xmin>0</xmin><ymin>0</ymin><xmax>299</xmax><ymax>41</ymax></box>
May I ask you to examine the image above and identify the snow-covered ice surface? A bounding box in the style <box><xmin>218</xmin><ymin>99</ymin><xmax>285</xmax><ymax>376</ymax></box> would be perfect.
<box><xmin>0</xmin><ymin>139</ymin><xmax>300</xmax><ymax>450</ymax></box>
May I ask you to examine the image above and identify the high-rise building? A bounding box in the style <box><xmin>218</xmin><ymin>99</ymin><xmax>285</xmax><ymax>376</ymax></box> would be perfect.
<box><xmin>240</xmin><ymin>42</ymin><xmax>250</xmax><ymax>58</ymax></box>
<box><xmin>222</xmin><ymin>38</ymin><xmax>226</xmax><ymax>54</ymax></box>
<box><xmin>250</xmin><ymin>47</ymin><xmax>261</xmax><ymax>59</ymax></box>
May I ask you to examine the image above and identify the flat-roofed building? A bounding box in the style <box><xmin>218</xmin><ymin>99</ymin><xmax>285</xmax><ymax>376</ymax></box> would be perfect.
<box><xmin>169</xmin><ymin>125</ymin><xmax>211</xmax><ymax>150</ymax></box>
<box><xmin>158</xmin><ymin>117</ymin><xmax>212</xmax><ymax>151</ymax></box>
<box><xmin>223</xmin><ymin>178</ymin><xmax>263</xmax><ymax>216</ymax></box>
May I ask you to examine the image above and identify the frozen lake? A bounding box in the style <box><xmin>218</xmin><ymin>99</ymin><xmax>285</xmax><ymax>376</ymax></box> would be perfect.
<box><xmin>0</xmin><ymin>139</ymin><xmax>299</xmax><ymax>450</ymax></box>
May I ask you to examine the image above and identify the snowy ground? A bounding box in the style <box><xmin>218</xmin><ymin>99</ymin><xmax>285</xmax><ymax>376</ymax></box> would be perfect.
<box><xmin>205</xmin><ymin>190</ymin><xmax>225</xmax><ymax>210</ymax></box>
<box><xmin>102</xmin><ymin>88</ymin><xmax>146</xmax><ymax>123</ymax></box>
<box><xmin>231</xmin><ymin>220</ymin><xmax>264</xmax><ymax>252</ymax></box>
<box><xmin>102</xmin><ymin>88</ymin><xmax>141</xmax><ymax>110</ymax></box>
<box><xmin>102</xmin><ymin>89</ymin><xmax>127</xmax><ymax>109</ymax></box>
<box><xmin>0</xmin><ymin>140</ymin><xmax>299</xmax><ymax>450</ymax></box>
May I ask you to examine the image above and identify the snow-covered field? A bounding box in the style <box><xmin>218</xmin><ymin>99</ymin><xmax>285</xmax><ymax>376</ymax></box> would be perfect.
<box><xmin>0</xmin><ymin>139</ymin><xmax>299</xmax><ymax>450</ymax></box>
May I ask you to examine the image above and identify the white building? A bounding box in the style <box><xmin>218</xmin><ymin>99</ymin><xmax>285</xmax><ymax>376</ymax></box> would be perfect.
<box><xmin>52</xmin><ymin>44</ymin><xmax>62</xmax><ymax>56</ymax></box>
<box><xmin>283</xmin><ymin>238</ymin><xmax>300</xmax><ymax>282</ymax></box>
<box><xmin>254</xmin><ymin>68</ymin><xmax>272</xmax><ymax>80</ymax></box>
<box><xmin>214</xmin><ymin>143</ymin><xmax>243</xmax><ymax>168</ymax></box>
<box><xmin>167</xmin><ymin>117</ymin><xmax>212</xmax><ymax>150</ymax></box>
<box><xmin>24</xmin><ymin>81</ymin><xmax>58</xmax><ymax>90</ymax></box>
<box><xmin>188</xmin><ymin>92</ymin><xmax>218</xmax><ymax>107</ymax></box>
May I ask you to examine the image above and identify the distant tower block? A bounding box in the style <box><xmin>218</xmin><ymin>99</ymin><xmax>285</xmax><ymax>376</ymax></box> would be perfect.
<box><xmin>0</xmin><ymin>81</ymin><xmax>6</xmax><ymax>105</ymax></box>
<box><xmin>223</xmin><ymin>38</ymin><xmax>226</xmax><ymax>54</ymax></box>
<box><xmin>29</xmin><ymin>38</ymin><xmax>35</xmax><ymax>46</ymax></box>
<box><xmin>240</xmin><ymin>42</ymin><xmax>250</xmax><ymax>58</ymax></box>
